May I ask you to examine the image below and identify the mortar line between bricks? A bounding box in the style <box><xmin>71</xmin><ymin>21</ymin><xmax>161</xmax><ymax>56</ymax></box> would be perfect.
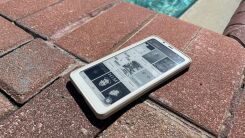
<box><xmin>0</xmin><ymin>0</ymin><xmax>64</xmax><ymax>40</ymax></box>
<box><xmin>14</xmin><ymin>21</ymin><xmax>48</xmax><ymax>40</ymax></box>
<box><xmin>1</xmin><ymin>40</ymin><xmax>84</xmax><ymax>105</ymax></box>
<box><xmin>44</xmin><ymin>40</ymin><xmax>87</xmax><ymax>65</ymax></box>
<box><xmin>0</xmin><ymin>105</ymin><xmax>18</xmax><ymax>123</ymax></box>
<box><xmin>0</xmin><ymin>39</ymin><xmax>32</xmax><ymax>58</ymax></box>
<box><xmin>88</xmin><ymin>0</ymin><xmax>121</xmax><ymax>17</ymax></box>
<box><xmin>16</xmin><ymin>62</ymin><xmax>80</xmax><ymax>105</ymax></box>
<box><xmin>82</xmin><ymin>13</ymin><xmax>158</xmax><ymax>63</ymax></box>
<box><xmin>23</xmin><ymin>77</ymin><xmax>61</xmax><ymax>105</ymax></box>
<box><xmin>0</xmin><ymin>13</ymin><xmax>15</xmax><ymax>23</ymax></box>
<box><xmin>113</xmin><ymin>13</ymin><xmax>158</xmax><ymax>51</ymax></box>
<box><xmin>0</xmin><ymin>89</ymin><xmax>20</xmax><ymax>109</ymax></box>
<box><xmin>5</xmin><ymin>77</ymin><xmax>59</xmax><ymax>105</ymax></box>
<box><xmin>53</xmin><ymin>42</ymin><xmax>90</xmax><ymax>63</ymax></box>
<box><xmin>51</xmin><ymin>0</ymin><xmax>121</xmax><ymax>40</ymax></box>
<box><xmin>0</xmin><ymin>13</ymin><xmax>45</xmax><ymax>39</ymax></box>
<box><xmin>148</xmin><ymin>96</ymin><xmax>217</xmax><ymax>137</ymax></box>
<box><xmin>218</xmin><ymin>69</ymin><xmax>245</xmax><ymax>137</ymax></box>
<box><xmin>50</xmin><ymin>15</ymin><xmax>90</xmax><ymax>40</ymax></box>
<box><xmin>113</xmin><ymin>14</ymin><xmax>159</xmax><ymax>52</ymax></box>
<box><xmin>16</xmin><ymin>0</ymin><xmax>64</xmax><ymax>21</ymax></box>
<box><xmin>144</xmin><ymin>100</ymin><xmax>215</xmax><ymax>138</ymax></box>
<box><xmin>1</xmin><ymin>0</ymin><xmax>121</xmax><ymax>42</ymax></box>
<box><xmin>183</xmin><ymin>28</ymin><xmax>202</xmax><ymax>52</ymax></box>
<box><xmin>0</xmin><ymin>0</ymin><xmax>64</xmax><ymax>22</ymax></box>
<box><xmin>113</xmin><ymin>14</ymin><xmax>158</xmax><ymax>52</ymax></box>
<box><xmin>0</xmin><ymin>89</ymin><xmax>20</xmax><ymax>123</ymax></box>
<box><xmin>95</xmin><ymin>99</ymin><xmax>215</xmax><ymax>138</ymax></box>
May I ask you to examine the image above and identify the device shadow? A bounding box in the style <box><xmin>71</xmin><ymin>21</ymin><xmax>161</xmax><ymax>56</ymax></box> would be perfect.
<box><xmin>66</xmin><ymin>81</ymin><xmax>146</xmax><ymax>130</ymax></box>
<box><xmin>66</xmin><ymin>67</ymin><xmax>189</xmax><ymax>130</ymax></box>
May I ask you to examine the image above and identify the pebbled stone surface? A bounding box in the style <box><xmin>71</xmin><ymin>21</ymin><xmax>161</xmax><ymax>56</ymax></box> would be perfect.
<box><xmin>0</xmin><ymin>77</ymin><xmax>102</xmax><ymax>137</ymax></box>
<box><xmin>0</xmin><ymin>39</ymin><xmax>75</xmax><ymax>104</ymax></box>
<box><xmin>0</xmin><ymin>0</ymin><xmax>61</xmax><ymax>20</ymax></box>
<box><xmin>18</xmin><ymin>0</ymin><xmax>116</xmax><ymax>38</ymax></box>
<box><xmin>0</xmin><ymin>17</ymin><xmax>32</xmax><ymax>56</ymax></box>
<box><xmin>150</xmin><ymin>29</ymin><xmax>245</xmax><ymax>134</ymax></box>
<box><xmin>56</xmin><ymin>2</ymin><xmax>155</xmax><ymax>62</ymax></box>
<box><xmin>99</xmin><ymin>101</ymin><xmax>207</xmax><ymax>138</ymax></box>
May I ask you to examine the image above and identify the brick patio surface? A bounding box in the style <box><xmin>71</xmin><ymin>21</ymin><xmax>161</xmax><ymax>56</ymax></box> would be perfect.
<box><xmin>0</xmin><ymin>0</ymin><xmax>245</xmax><ymax>138</ymax></box>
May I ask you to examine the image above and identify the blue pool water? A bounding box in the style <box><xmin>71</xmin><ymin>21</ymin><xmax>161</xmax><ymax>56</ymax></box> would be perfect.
<box><xmin>125</xmin><ymin>0</ymin><xmax>196</xmax><ymax>17</ymax></box>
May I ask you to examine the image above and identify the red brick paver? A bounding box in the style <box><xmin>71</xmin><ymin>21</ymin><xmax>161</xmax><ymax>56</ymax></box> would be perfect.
<box><xmin>0</xmin><ymin>77</ymin><xmax>101</xmax><ymax>137</ymax></box>
<box><xmin>0</xmin><ymin>0</ymin><xmax>9</xmax><ymax>4</ymax></box>
<box><xmin>0</xmin><ymin>17</ymin><xmax>32</xmax><ymax>56</ymax></box>
<box><xmin>56</xmin><ymin>2</ymin><xmax>155</xmax><ymax>62</ymax></box>
<box><xmin>18</xmin><ymin>0</ymin><xmax>116</xmax><ymax>38</ymax></box>
<box><xmin>1</xmin><ymin>0</ymin><xmax>245</xmax><ymax>137</ymax></box>
<box><xmin>229</xmin><ymin>92</ymin><xmax>245</xmax><ymax>138</ymax></box>
<box><xmin>119</xmin><ymin>14</ymin><xmax>245</xmax><ymax>134</ymax></box>
<box><xmin>0</xmin><ymin>0</ymin><xmax>61</xmax><ymax>20</ymax></box>
<box><xmin>0</xmin><ymin>92</ymin><xmax>15</xmax><ymax>119</ymax></box>
<box><xmin>121</xmin><ymin>14</ymin><xmax>200</xmax><ymax>50</ymax></box>
<box><xmin>150</xmin><ymin>29</ymin><xmax>245</xmax><ymax>134</ymax></box>
<box><xmin>0</xmin><ymin>39</ymin><xmax>75</xmax><ymax>104</ymax></box>
<box><xmin>99</xmin><ymin>102</ymin><xmax>207</xmax><ymax>138</ymax></box>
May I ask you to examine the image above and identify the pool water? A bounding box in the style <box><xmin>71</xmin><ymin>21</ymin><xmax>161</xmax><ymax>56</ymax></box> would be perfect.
<box><xmin>125</xmin><ymin>0</ymin><xmax>196</xmax><ymax>17</ymax></box>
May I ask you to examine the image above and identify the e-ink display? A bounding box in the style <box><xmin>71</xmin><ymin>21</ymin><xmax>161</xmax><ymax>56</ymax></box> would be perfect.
<box><xmin>80</xmin><ymin>39</ymin><xmax>185</xmax><ymax>105</ymax></box>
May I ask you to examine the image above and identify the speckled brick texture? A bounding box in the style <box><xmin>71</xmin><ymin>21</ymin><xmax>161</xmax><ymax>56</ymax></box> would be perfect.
<box><xmin>120</xmin><ymin>14</ymin><xmax>200</xmax><ymax>51</ymax></box>
<box><xmin>0</xmin><ymin>92</ymin><xmax>15</xmax><ymax>119</ymax></box>
<box><xmin>229</xmin><ymin>92</ymin><xmax>245</xmax><ymax>138</ymax></box>
<box><xmin>150</xmin><ymin>29</ymin><xmax>245</xmax><ymax>134</ymax></box>
<box><xmin>0</xmin><ymin>77</ymin><xmax>102</xmax><ymax>137</ymax></box>
<box><xmin>99</xmin><ymin>101</ymin><xmax>207</xmax><ymax>138</ymax></box>
<box><xmin>0</xmin><ymin>39</ymin><xmax>75</xmax><ymax>104</ymax></box>
<box><xmin>55</xmin><ymin>2</ymin><xmax>155</xmax><ymax>62</ymax></box>
<box><xmin>18</xmin><ymin>0</ymin><xmax>116</xmax><ymax>38</ymax></box>
<box><xmin>0</xmin><ymin>17</ymin><xmax>32</xmax><ymax>56</ymax></box>
<box><xmin>0</xmin><ymin>0</ymin><xmax>61</xmax><ymax>20</ymax></box>
<box><xmin>1</xmin><ymin>0</ymin><xmax>245</xmax><ymax>137</ymax></box>
<box><xmin>0</xmin><ymin>0</ymin><xmax>10</xmax><ymax>4</ymax></box>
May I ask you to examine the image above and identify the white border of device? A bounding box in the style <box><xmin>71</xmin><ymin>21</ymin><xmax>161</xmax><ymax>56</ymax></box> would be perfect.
<box><xmin>70</xmin><ymin>35</ymin><xmax>192</xmax><ymax>119</ymax></box>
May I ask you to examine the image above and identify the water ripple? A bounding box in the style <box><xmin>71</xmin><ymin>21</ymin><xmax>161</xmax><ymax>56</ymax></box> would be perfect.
<box><xmin>125</xmin><ymin>0</ymin><xmax>196</xmax><ymax>17</ymax></box>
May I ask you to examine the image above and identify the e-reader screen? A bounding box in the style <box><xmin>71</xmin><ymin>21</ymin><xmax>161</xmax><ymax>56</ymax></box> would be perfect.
<box><xmin>80</xmin><ymin>39</ymin><xmax>185</xmax><ymax>105</ymax></box>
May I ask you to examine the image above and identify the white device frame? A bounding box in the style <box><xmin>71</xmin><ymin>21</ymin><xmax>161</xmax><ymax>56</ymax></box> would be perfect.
<box><xmin>70</xmin><ymin>36</ymin><xmax>191</xmax><ymax>119</ymax></box>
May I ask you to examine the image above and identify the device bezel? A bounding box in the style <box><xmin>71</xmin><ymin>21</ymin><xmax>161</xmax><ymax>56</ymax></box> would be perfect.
<box><xmin>70</xmin><ymin>36</ymin><xmax>192</xmax><ymax>119</ymax></box>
